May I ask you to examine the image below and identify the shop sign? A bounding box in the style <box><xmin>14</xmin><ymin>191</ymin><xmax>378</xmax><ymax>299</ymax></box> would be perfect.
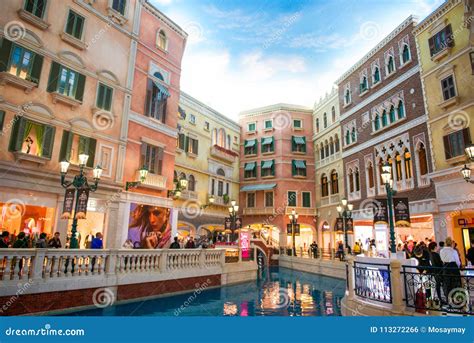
<box><xmin>224</xmin><ymin>217</ymin><xmax>231</xmax><ymax>230</ymax></box>
<box><xmin>335</xmin><ymin>218</ymin><xmax>344</xmax><ymax>233</ymax></box>
<box><xmin>239</xmin><ymin>230</ymin><xmax>250</xmax><ymax>259</ymax></box>
<box><xmin>286</xmin><ymin>223</ymin><xmax>300</xmax><ymax>235</ymax></box>
<box><xmin>373</xmin><ymin>199</ymin><xmax>388</xmax><ymax>225</ymax></box>
<box><xmin>346</xmin><ymin>218</ymin><xmax>354</xmax><ymax>233</ymax></box>
<box><xmin>235</xmin><ymin>217</ymin><xmax>242</xmax><ymax>229</ymax></box>
<box><xmin>456</xmin><ymin>217</ymin><xmax>474</xmax><ymax>227</ymax></box>
<box><xmin>394</xmin><ymin>198</ymin><xmax>410</xmax><ymax>227</ymax></box>
<box><xmin>61</xmin><ymin>188</ymin><xmax>75</xmax><ymax>219</ymax></box>
<box><xmin>75</xmin><ymin>188</ymin><xmax>89</xmax><ymax>219</ymax></box>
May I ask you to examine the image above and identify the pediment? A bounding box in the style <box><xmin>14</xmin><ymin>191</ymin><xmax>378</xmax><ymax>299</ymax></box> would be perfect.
<box><xmin>97</xmin><ymin>70</ymin><xmax>120</xmax><ymax>85</ymax></box>
<box><xmin>58</xmin><ymin>50</ymin><xmax>85</xmax><ymax>69</ymax></box>
<box><xmin>70</xmin><ymin>118</ymin><xmax>94</xmax><ymax>131</ymax></box>
<box><xmin>22</xmin><ymin>102</ymin><xmax>54</xmax><ymax>119</ymax></box>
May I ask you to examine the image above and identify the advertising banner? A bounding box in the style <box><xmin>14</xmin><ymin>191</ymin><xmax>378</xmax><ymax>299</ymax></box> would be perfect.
<box><xmin>75</xmin><ymin>188</ymin><xmax>89</xmax><ymax>220</ymax></box>
<box><xmin>373</xmin><ymin>199</ymin><xmax>388</xmax><ymax>225</ymax></box>
<box><xmin>128</xmin><ymin>203</ymin><xmax>172</xmax><ymax>249</ymax></box>
<box><xmin>286</xmin><ymin>223</ymin><xmax>300</xmax><ymax>235</ymax></box>
<box><xmin>394</xmin><ymin>198</ymin><xmax>410</xmax><ymax>227</ymax></box>
<box><xmin>335</xmin><ymin>217</ymin><xmax>344</xmax><ymax>233</ymax></box>
<box><xmin>61</xmin><ymin>188</ymin><xmax>75</xmax><ymax>219</ymax></box>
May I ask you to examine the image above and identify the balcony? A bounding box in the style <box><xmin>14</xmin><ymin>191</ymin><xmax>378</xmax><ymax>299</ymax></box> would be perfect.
<box><xmin>316</xmin><ymin>151</ymin><xmax>341</xmax><ymax>169</ymax></box>
<box><xmin>243</xmin><ymin>208</ymin><xmax>275</xmax><ymax>216</ymax></box>
<box><xmin>180</xmin><ymin>190</ymin><xmax>198</xmax><ymax>200</ymax></box>
<box><xmin>210</xmin><ymin>145</ymin><xmax>237</xmax><ymax>164</ymax></box>
<box><xmin>284</xmin><ymin>207</ymin><xmax>317</xmax><ymax>216</ymax></box>
<box><xmin>212</xmin><ymin>195</ymin><xmax>230</xmax><ymax>207</ymax></box>
<box><xmin>419</xmin><ymin>175</ymin><xmax>430</xmax><ymax>187</ymax></box>
<box><xmin>139</xmin><ymin>172</ymin><xmax>167</xmax><ymax>190</ymax></box>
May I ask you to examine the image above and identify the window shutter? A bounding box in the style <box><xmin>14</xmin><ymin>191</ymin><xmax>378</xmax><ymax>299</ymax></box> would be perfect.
<box><xmin>97</xmin><ymin>84</ymin><xmax>105</xmax><ymax>108</ymax></box>
<box><xmin>47</xmin><ymin>62</ymin><xmax>61</xmax><ymax>93</ymax></box>
<box><xmin>145</xmin><ymin>80</ymin><xmax>152</xmax><ymax>116</ymax></box>
<box><xmin>0</xmin><ymin>110</ymin><xmax>5</xmax><ymax>131</ymax></box>
<box><xmin>462</xmin><ymin>128</ymin><xmax>471</xmax><ymax>148</ymax></box>
<box><xmin>140</xmin><ymin>143</ymin><xmax>147</xmax><ymax>167</ymax></box>
<box><xmin>271</xmin><ymin>159</ymin><xmax>275</xmax><ymax>176</ymax></box>
<box><xmin>260</xmin><ymin>161</ymin><xmax>264</xmax><ymax>177</ymax></box>
<box><xmin>0</xmin><ymin>38</ymin><xmax>12</xmax><ymax>72</ymax></box>
<box><xmin>291</xmin><ymin>136</ymin><xmax>296</xmax><ymax>151</ymax></box>
<box><xmin>157</xmin><ymin>147</ymin><xmax>164</xmax><ymax>174</ymax></box>
<box><xmin>445</xmin><ymin>24</ymin><xmax>454</xmax><ymax>48</ymax></box>
<box><xmin>185</xmin><ymin>136</ymin><xmax>189</xmax><ymax>152</ymax></box>
<box><xmin>291</xmin><ymin>160</ymin><xmax>296</xmax><ymax>176</ymax></box>
<box><xmin>443</xmin><ymin>135</ymin><xmax>451</xmax><ymax>160</ymax></box>
<box><xmin>87</xmin><ymin>138</ymin><xmax>97</xmax><ymax>168</ymax></box>
<box><xmin>302</xmin><ymin>136</ymin><xmax>307</xmax><ymax>153</ymax></box>
<box><xmin>75</xmin><ymin>73</ymin><xmax>86</xmax><ymax>102</ymax></box>
<box><xmin>104</xmin><ymin>86</ymin><xmax>113</xmax><ymax>111</ymax></box>
<box><xmin>8</xmin><ymin>116</ymin><xmax>26</xmax><ymax>152</ymax></box>
<box><xmin>271</xmin><ymin>137</ymin><xmax>275</xmax><ymax>152</ymax></box>
<box><xmin>428</xmin><ymin>36</ymin><xmax>435</xmax><ymax>57</ymax></box>
<box><xmin>58</xmin><ymin>130</ymin><xmax>73</xmax><ymax>161</ymax></box>
<box><xmin>41</xmin><ymin>125</ymin><xmax>55</xmax><ymax>159</ymax></box>
<box><xmin>193</xmin><ymin>138</ymin><xmax>199</xmax><ymax>154</ymax></box>
<box><xmin>30</xmin><ymin>54</ymin><xmax>43</xmax><ymax>84</ymax></box>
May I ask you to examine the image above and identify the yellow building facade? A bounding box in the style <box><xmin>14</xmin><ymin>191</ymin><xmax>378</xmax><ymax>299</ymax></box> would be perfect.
<box><xmin>414</xmin><ymin>0</ymin><xmax>474</xmax><ymax>261</ymax></box>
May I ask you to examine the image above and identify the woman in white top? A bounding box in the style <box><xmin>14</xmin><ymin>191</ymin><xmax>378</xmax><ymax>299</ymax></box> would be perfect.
<box><xmin>439</xmin><ymin>237</ymin><xmax>462</xmax><ymax>300</ymax></box>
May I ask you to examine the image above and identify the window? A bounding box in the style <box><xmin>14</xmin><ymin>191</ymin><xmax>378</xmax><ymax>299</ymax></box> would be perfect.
<box><xmin>140</xmin><ymin>143</ymin><xmax>163</xmax><ymax>174</ymax></box>
<box><xmin>351</xmin><ymin>127</ymin><xmax>356</xmax><ymax>142</ymax></box>
<box><xmin>381</xmin><ymin>110</ymin><xmax>388</xmax><ymax>127</ymax></box>
<box><xmin>418</xmin><ymin>143</ymin><xmax>428</xmax><ymax>176</ymax></box>
<box><xmin>292</xmin><ymin>136</ymin><xmax>306</xmax><ymax>153</ymax></box>
<box><xmin>211</xmin><ymin>179</ymin><xmax>215</xmax><ymax>195</ymax></box>
<box><xmin>96</xmin><ymin>83</ymin><xmax>113</xmax><ymax>111</ymax></box>
<box><xmin>261</xmin><ymin>137</ymin><xmax>274</xmax><ymax>153</ymax></box>
<box><xmin>373</xmin><ymin>67</ymin><xmax>380</xmax><ymax>83</ymax></box>
<box><xmin>292</xmin><ymin>160</ymin><xmax>306</xmax><ymax>177</ymax></box>
<box><xmin>348</xmin><ymin>169</ymin><xmax>354</xmax><ymax>193</ymax></box>
<box><xmin>189</xmin><ymin>114</ymin><xmax>196</xmax><ymax>124</ymax></box>
<box><xmin>355</xmin><ymin>168</ymin><xmax>360</xmax><ymax>191</ymax></box>
<box><xmin>321</xmin><ymin>174</ymin><xmax>329</xmax><ymax>197</ymax></box>
<box><xmin>386</xmin><ymin>56</ymin><xmax>395</xmax><ymax>74</ymax></box>
<box><xmin>325</xmin><ymin>142</ymin><xmax>329</xmax><ymax>157</ymax></box>
<box><xmin>8</xmin><ymin>116</ymin><xmax>55</xmax><ymax>159</ymax></box>
<box><xmin>244</xmin><ymin>162</ymin><xmax>257</xmax><ymax>178</ymax></box>
<box><xmin>247</xmin><ymin>193</ymin><xmax>255</xmax><ymax>208</ymax></box>
<box><xmin>145</xmin><ymin>78</ymin><xmax>169</xmax><ymax>122</ymax></box>
<box><xmin>188</xmin><ymin>175</ymin><xmax>195</xmax><ymax>191</ymax></box>
<box><xmin>47</xmin><ymin>62</ymin><xmax>85</xmax><ymax>101</ymax></box>
<box><xmin>441</xmin><ymin>75</ymin><xmax>456</xmax><ymax>101</ymax></box>
<box><xmin>302</xmin><ymin>192</ymin><xmax>311</xmax><ymax>208</ymax></box>
<box><xmin>0</xmin><ymin>111</ymin><xmax>4</xmax><ymax>131</ymax></box>
<box><xmin>226</xmin><ymin>182</ymin><xmax>229</xmax><ymax>196</ymax></box>
<box><xmin>187</xmin><ymin>136</ymin><xmax>199</xmax><ymax>155</ymax></box>
<box><xmin>4</xmin><ymin>42</ymin><xmax>43</xmax><ymax>84</ymax></box>
<box><xmin>320</xmin><ymin>143</ymin><xmax>324</xmax><ymax>159</ymax></box>
<box><xmin>397</xmin><ymin>101</ymin><xmax>405</xmax><ymax>119</ymax></box>
<box><xmin>360</xmin><ymin>76</ymin><xmax>368</xmax><ymax>93</ymax></box>
<box><xmin>404</xmin><ymin>150</ymin><xmax>412</xmax><ymax>179</ymax></box>
<box><xmin>216</xmin><ymin>168</ymin><xmax>225</xmax><ymax>176</ymax></box>
<box><xmin>395</xmin><ymin>153</ymin><xmax>402</xmax><ymax>180</ymax></box>
<box><xmin>264</xmin><ymin>119</ymin><xmax>273</xmax><ymax>129</ymax></box>
<box><xmin>345</xmin><ymin>89</ymin><xmax>351</xmax><ymax>105</ymax></box>
<box><xmin>428</xmin><ymin>25</ymin><xmax>454</xmax><ymax>57</ymax></box>
<box><xmin>323</xmin><ymin>113</ymin><xmax>327</xmax><ymax>128</ymax></box>
<box><xmin>443</xmin><ymin>129</ymin><xmax>470</xmax><ymax>160</ymax></box>
<box><xmin>331</xmin><ymin>170</ymin><xmax>339</xmax><ymax>194</ymax></box>
<box><xmin>315</xmin><ymin>118</ymin><xmax>319</xmax><ymax>133</ymax></box>
<box><xmin>112</xmin><ymin>0</ymin><xmax>126</xmax><ymax>15</ymax></box>
<box><xmin>335</xmin><ymin>136</ymin><xmax>340</xmax><ymax>152</ymax></box>
<box><xmin>59</xmin><ymin>130</ymin><xmax>97</xmax><ymax>167</ymax></box>
<box><xmin>204</xmin><ymin>121</ymin><xmax>210</xmax><ymax>131</ymax></box>
<box><xmin>332</xmin><ymin>106</ymin><xmax>336</xmax><ymax>122</ymax></box>
<box><xmin>157</xmin><ymin>30</ymin><xmax>167</xmax><ymax>50</ymax></box>
<box><xmin>65</xmin><ymin>10</ymin><xmax>85</xmax><ymax>40</ymax></box>
<box><xmin>287</xmin><ymin>191</ymin><xmax>297</xmax><ymax>207</ymax></box>
<box><xmin>293</xmin><ymin>119</ymin><xmax>302</xmax><ymax>129</ymax></box>
<box><xmin>330</xmin><ymin>138</ymin><xmax>334</xmax><ymax>155</ymax></box>
<box><xmin>24</xmin><ymin>0</ymin><xmax>47</xmax><ymax>18</ymax></box>
<box><xmin>345</xmin><ymin>130</ymin><xmax>350</xmax><ymax>145</ymax></box>
<box><xmin>248</xmin><ymin>122</ymin><xmax>256</xmax><ymax>132</ymax></box>
<box><xmin>244</xmin><ymin>139</ymin><xmax>257</xmax><ymax>155</ymax></box>
<box><xmin>261</xmin><ymin>160</ymin><xmax>275</xmax><ymax>177</ymax></box>
<box><xmin>177</xmin><ymin>133</ymin><xmax>185</xmax><ymax>150</ymax></box>
<box><xmin>373</xmin><ymin>114</ymin><xmax>380</xmax><ymax>131</ymax></box>
<box><xmin>401</xmin><ymin>44</ymin><xmax>410</xmax><ymax>64</ymax></box>
<box><xmin>367</xmin><ymin>162</ymin><xmax>375</xmax><ymax>189</ymax></box>
<box><xmin>265</xmin><ymin>192</ymin><xmax>274</xmax><ymax>207</ymax></box>
<box><xmin>217</xmin><ymin>181</ymin><xmax>224</xmax><ymax>196</ymax></box>
<box><xmin>389</xmin><ymin>105</ymin><xmax>396</xmax><ymax>123</ymax></box>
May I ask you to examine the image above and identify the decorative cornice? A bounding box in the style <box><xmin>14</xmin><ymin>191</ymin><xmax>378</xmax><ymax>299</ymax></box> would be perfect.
<box><xmin>413</xmin><ymin>0</ymin><xmax>461</xmax><ymax>35</ymax></box>
<box><xmin>239</xmin><ymin>103</ymin><xmax>312</xmax><ymax>118</ymax></box>
<box><xmin>143</xmin><ymin>0</ymin><xmax>188</xmax><ymax>39</ymax></box>
<box><xmin>129</xmin><ymin>111</ymin><xmax>178</xmax><ymax>138</ymax></box>
<box><xmin>336</xmin><ymin>16</ymin><xmax>418</xmax><ymax>84</ymax></box>
<box><xmin>313</xmin><ymin>87</ymin><xmax>338</xmax><ymax>110</ymax></box>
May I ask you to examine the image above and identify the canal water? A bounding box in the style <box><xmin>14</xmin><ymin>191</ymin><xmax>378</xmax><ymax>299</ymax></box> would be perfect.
<box><xmin>63</xmin><ymin>267</ymin><xmax>345</xmax><ymax>316</ymax></box>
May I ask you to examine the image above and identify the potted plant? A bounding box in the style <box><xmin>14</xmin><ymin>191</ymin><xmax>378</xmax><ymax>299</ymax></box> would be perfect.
<box><xmin>223</xmin><ymin>194</ymin><xmax>230</xmax><ymax>204</ymax></box>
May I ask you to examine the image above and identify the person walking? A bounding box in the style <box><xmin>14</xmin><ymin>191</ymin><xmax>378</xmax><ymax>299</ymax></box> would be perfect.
<box><xmin>310</xmin><ymin>241</ymin><xmax>318</xmax><ymax>258</ymax></box>
<box><xmin>35</xmin><ymin>233</ymin><xmax>48</xmax><ymax>248</ymax></box>
<box><xmin>428</xmin><ymin>242</ymin><xmax>443</xmax><ymax>302</ymax></box>
<box><xmin>337</xmin><ymin>241</ymin><xmax>344</xmax><ymax>261</ymax></box>
<box><xmin>170</xmin><ymin>237</ymin><xmax>181</xmax><ymax>249</ymax></box>
<box><xmin>90</xmin><ymin>232</ymin><xmax>103</xmax><ymax>272</ymax></box>
<box><xmin>48</xmin><ymin>232</ymin><xmax>62</xmax><ymax>248</ymax></box>
<box><xmin>440</xmin><ymin>237</ymin><xmax>461</xmax><ymax>300</ymax></box>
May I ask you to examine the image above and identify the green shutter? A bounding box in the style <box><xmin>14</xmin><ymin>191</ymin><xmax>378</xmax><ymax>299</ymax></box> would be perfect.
<box><xmin>0</xmin><ymin>110</ymin><xmax>5</xmax><ymax>131</ymax></box>
<box><xmin>97</xmin><ymin>83</ymin><xmax>105</xmax><ymax>108</ymax></box>
<box><xmin>0</xmin><ymin>38</ymin><xmax>13</xmax><ymax>72</ymax></box>
<box><xmin>47</xmin><ymin>62</ymin><xmax>61</xmax><ymax>93</ymax></box>
<box><xmin>8</xmin><ymin>116</ymin><xmax>26</xmax><ymax>152</ymax></box>
<box><xmin>29</xmin><ymin>54</ymin><xmax>43</xmax><ymax>84</ymax></box>
<box><xmin>291</xmin><ymin>160</ymin><xmax>296</xmax><ymax>176</ymax></box>
<box><xmin>254</xmin><ymin>139</ymin><xmax>258</xmax><ymax>154</ymax></box>
<box><xmin>185</xmin><ymin>136</ymin><xmax>189</xmax><ymax>152</ymax></box>
<box><xmin>41</xmin><ymin>125</ymin><xmax>55</xmax><ymax>159</ymax></box>
<box><xmin>291</xmin><ymin>136</ymin><xmax>296</xmax><ymax>151</ymax></box>
<box><xmin>59</xmin><ymin>130</ymin><xmax>73</xmax><ymax>161</ymax></box>
<box><xmin>104</xmin><ymin>86</ymin><xmax>113</xmax><ymax>111</ymax></box>
<box><xmin>260</xmin><ymin>161</ymin><xmax>264</xmax><ymax>177</ymax></box>
<box><xmin>193</xmin><ymin>138</ymin><xmax>198</xmax><ymax>155</ymax></box>
<box><xmin>75</xmin><ymin>73</ymin><xmax>86</xmax><ymax>102</ymax></box>
<box><xmin>302</xmin><ymin>136</ymin><xmax>306</xmax><ymax>153</ymax></box>
<box><xmin>271</xmin><ymin>159</ymin><xmax>275</xmax><ymax>176</ymax></box>
<box><xmin>87</xmin><ymin>138</ymin><xmax>97</xmax><ymax>168</ymax></box>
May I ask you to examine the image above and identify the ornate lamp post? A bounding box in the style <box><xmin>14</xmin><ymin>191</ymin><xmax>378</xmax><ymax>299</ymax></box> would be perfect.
<box><xmin>461</xmin><ymin>142</ymin><xmax>474</xmax><ymax>184</ymax></box>
<box><xmin>200</xmin><ymin>195</ymin><xmax>215</xmax><ymax>209</ymax></box>
<box><xmin>288</xmin><ymin>209</ymin><xmax>299</xmax><ymax>256</ymax></box>
<box><xmin>336</xmin><ymin>198</ymin><xmax>353</xmax><ymax>252</ymax></box>
<box><xmin>228</xmin><ymin>200</ymin><xmax>239</xmax><ymax>242</ymax></box>
<box><xmin>125</xmin><ymin>165</ymin><xmax>149</xmax><ymax>190</ymax></box>
<box><xmin>60</xmin><ymin>154</ymin><xmax>102</xmax><ymax>249</ymax></box>
<box><xmin>168</xmin><ymin>176</ymin><xmax>188</xmax><ymax>198</ymax></box>
<box><xmin>381</xmin><ymin>162</ymin><xmax>397</xmax><ymax>253</ymax></box>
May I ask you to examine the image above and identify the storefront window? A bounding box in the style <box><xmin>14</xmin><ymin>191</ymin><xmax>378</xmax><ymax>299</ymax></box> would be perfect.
<box><xmin>0</xmin><ymin>202</ymin><xmax>55</xmax><ymax>237</ymax></box>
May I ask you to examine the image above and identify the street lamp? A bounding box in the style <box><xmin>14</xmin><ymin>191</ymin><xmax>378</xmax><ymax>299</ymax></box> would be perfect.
<box><xmin>228</xmin><ymin>200</ymin><xmax>239</xmax><ymax>242</ymax></box>
<box><xmin>125</xmin><ymin>165</ymin><xmax>149</xmax><ymax>191</ymax></box>
<box><xmin>200</xmin><ymin>194</ymin><xmax>216</xmax><ymax>209</ymax></box>
<box><xmin>167</xmin><ymin>175</ymin><xmax>188</xmax><ymax>198</ymax></box>
<box><xmin>337</xmin><ymin>198</ymin><xmax>353</xmax><ymax>254</ymax></box>
<box><xmin>381</xmin><ymin>162</ymin><xmax>397</xmax><ymax>253</ymax></box>
<box><xmin>288</xmin><ymin>209</ymin><xmax>299</xmax><ymax>256</ymax></box>
<box><xmin>60</xmin><ymin>156</ymin><xmax>102</xmax><ymax>249</ymax></box>
<box><xmin>461</xmin><ymin>142</ymin><xmax>474</xmax><ymax>183</ymax></box>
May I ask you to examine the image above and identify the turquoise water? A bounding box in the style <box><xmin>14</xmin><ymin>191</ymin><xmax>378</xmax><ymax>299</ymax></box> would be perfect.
<box><xmin>64</xmin><ymin>267</ymin><xmax>345</xmax><ymax>316</ymax></box>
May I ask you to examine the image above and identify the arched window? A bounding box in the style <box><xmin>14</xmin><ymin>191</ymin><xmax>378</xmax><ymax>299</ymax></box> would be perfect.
<box><xmin>146</xmin><ymin>77</ymin><xmax>168</xmax><ymax>122</ymax></box>
<box><xmin>157</xmin><ymin>30</ymin><xmax>167</xmax><ymax>50</ymax></box>
<box><xmin>332</xmin><ymin>106</ymin><xmax>336</xmax><ymax>122</ymax></box>
<box><xmin>321</xmin><ymin>174</ymin><xmax>329</xmax><ymax>197</ymax></box>
<box><xmin>335</xmin><ymin>135</ymin><xmax>340</xmax><ymax>152</ymax></box>
<box><xmin>348</xmin><ymin>169</ymin><xmax>354</xmax><ymax>193</ymax></box>
<box><xmin>226</xmin><ymin>134</ymin><xmax>231</xmax><ymax>149</ymax></box>
<box><xmin>389</xmin><ymin>105</ymin><xmax>396</xmax><ymax>123</ymax></box>
<box><xmin>217</xmin><ymin>168</ymin><xmax>225</xmax><ymax>177</ymax></box>
<box><xmin>367</xmin><ymin>162</ymin><xmax>375</xmax><ymax>189</ymax></box>
<box><xmin>373</xmin><ymin>66</ymin><xmax>380</xmax><ymax>83</ymax></box>
<box><xmin>360</xmin><ymin>76</ymin><xmax>368</xmax><ymax>92</ymax></box>
<box><xmin>355</xmin><ymin>167</ymin><xmax>360</xmax><ymax>191</ymax></box>
<box><xmin>345</xmin><ymin>130</ymin><xmax>350</xmax><ymax>145</ymax></box>
<box><xmin>382</xmin><ymin>110</ymin><xmax>388</xmax><ymax>127</ymax></box>
<box><xmin>212</xmin><ymin>128</ymin><xmax>217</xmax><ymax>145</ymax></box>
<box><xmin>315</xmin><ymin>118</ymin><xmax>319</xmax><ymax>133</ymax></box>
<box><xmin>325</xmin><ymin>141</ymin><xmax>329</xmax><ymax>157</ymax></box>
<box><xmin>418</xmin><ymin>143</ymin><xmax>428</xmax><ymax>176</ymax></box>
<box><xmin>387</xmin><ymin>56</ymin><xmax>394</xmax><ymax>74</ymax></box>
<box><xmin>323</xmin><ymin>113</ymin><xmax>328</xmax><ymax>128</ymax></box>
<box><xmin>373</xmin><ymin>114</ymin><xmax>380</xmax><ymax>131</ymax></box>
<box><xmin>351</xmin><ymin>127</ymin><xmax>356</xmax><ymax>142</ymax></box>
<box><xmin>331</xmin><ymin>170</ymin><xmax>339</xmax><ymax>194</ymax></box>
<box><xmin>404</xmin><ymin>149</ymin><xmax>412</xmax><ymax>179</ymax></box>
<box><xmin>378</xmin><ymin>158</ymin><xmax>384</xmax><ymax>184</ymax></box>
<box><xmin>395</xmin><ymin>152</ymin><xmax>402</xmax><ymax>180</ymax></box>
<box><xmin>402</xmin><ymin>44</ymin><xmax>410</xmax><ymax>63</ymax></box>
<box><xmin>154</xmin><ymin>71</ymin><xmax>164</xmax><ymax>81</ymax></box>
<box><xmin>329</xmin><ymin>137</ymin><xmax>334</xmax><ymax>155</ymax></box>
<box><xmin>179</xmin><ymin>172</ymin><xmax>186</xmax><ymax>181</ymax></box>
<box><xmin>345</xmin><ymin>89</ymin><xmax>351</xmax><ymax>104</ymax></box>
<box><xmin>218</xmin><ymin>128</ymin><xmax>226</xmax><ymax>147</ymax></box>
<box><xmin>320</xmin><ymin>143</ymin><xmax>325</xmax><ymax>159</ymax></box>
<box><xmin>397</xmin><ymin>100</ymin><xmax>405</xmax><ymax>119</ymax></box>
<box><xmin>188</xmin><ymin>175</ymin><xmax>195</xmax><ymax>191</ymax></box>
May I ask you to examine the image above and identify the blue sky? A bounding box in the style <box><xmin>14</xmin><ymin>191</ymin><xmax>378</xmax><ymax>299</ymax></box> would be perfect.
<box><xmin>151</xmin><ymin>0</ymin><xmax>443</xmax><ymax>120</ymax></box>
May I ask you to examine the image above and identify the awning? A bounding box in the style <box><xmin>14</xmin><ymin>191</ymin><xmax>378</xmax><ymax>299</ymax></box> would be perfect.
<box><xmin>261</xmin><ymin>160</ymin><xmax>274</xmax><ymax>169</ymax></box>
<box><xmin>244</xmin><ymin>162</ymin><xmax>256</xmax><ymax>171</ymax></box>
<box><xmin>153</xmin><ymin>80</ymin><xmax>170</xmax><ymax>98</ymax></box>
<box><xmin>293</xmin><ymin>136</ymin><xmax>305</xmax><ymax>145</ymax></box>
<box><xmin>262</xmin><ymin>137</ymin><xmax>273</xmax><ymax>145</ymax></box>
<box><xmin>244</xmin><ymin>140</ymin><xmax>256</xmax><ymax>148</ymax></box>
<box><xmin>240</xmin><ymin>183</ymin><xmax>276</xmax><ymax>192</ymax></box>
<box><xmin>294</xmin><ymin>160</ymin><xmax>306</xmax><ymax>169</ymax></box>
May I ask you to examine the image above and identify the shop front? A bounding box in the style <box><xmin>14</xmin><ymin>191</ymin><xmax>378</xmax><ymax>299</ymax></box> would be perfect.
<box><xmin>286</xmin><ymin>224</ymin><xmax>314</xmax><ymax>256</ymax></box>
<box><xmin>452</xmin><ymin>211</ymin><xmax>474</xmax><ymax>265</ymax></box>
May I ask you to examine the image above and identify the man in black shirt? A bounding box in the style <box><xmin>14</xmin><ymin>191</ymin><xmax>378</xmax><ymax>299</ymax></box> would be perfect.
<box><xmin>0</xmin><ymin>231</ymin><xmax>9</xmax><ymax>248</ymax></box>
<box><xmin>467</xmin><ymin>240</ymin><xmax>474</xmax><ymax>266</ymax></box>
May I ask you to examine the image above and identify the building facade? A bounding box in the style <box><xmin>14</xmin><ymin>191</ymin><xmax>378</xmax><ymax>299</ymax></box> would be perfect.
<box><xmin>173</xmin><ymin>92</ymin><xmax>240</xmax><ymax>241</ymax></box>
<box><xmin>337</xmin><ymin>16</ymin><xmax>437</xmax><ymax>255</ymax></box>
<box><xmin>414</xmin><ymin>0</ymin><xmax>474</xmax><ymax>262</ymax></box>
<box><xmin>0</xmin><ymin>0</ymin><xmax>136</xmax><ymax>248</ymax></box>
<box><xmin>118</xmin><ymin>0</ymin><xmax>187</xmax><ymax>249</ymax></box>
<box><xmin>239</xmin><ymin>104</ymin><xmax>316</xmax><ymax>254</ymax></box>
<box><xmin>313</xmin><ymin>88</ymin><xmax>344</xmax><ymax>251</ymax></box>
